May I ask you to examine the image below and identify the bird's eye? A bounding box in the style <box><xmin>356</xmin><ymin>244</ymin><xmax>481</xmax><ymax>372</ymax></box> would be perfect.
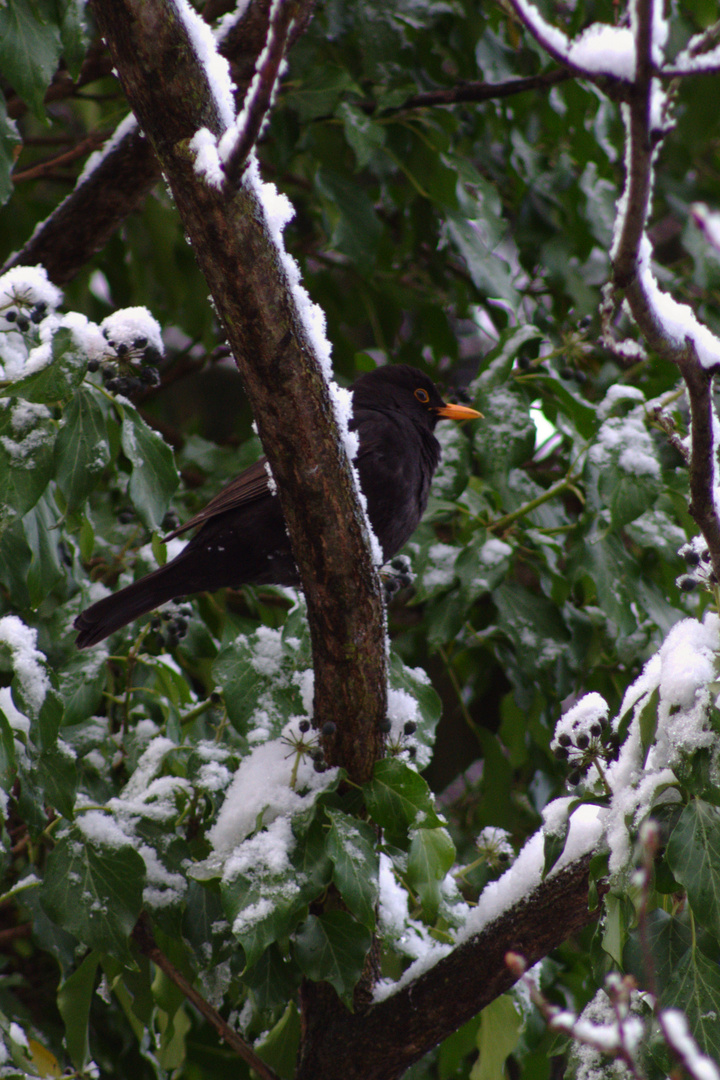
<box><xmin>414</xmin><ymin>388</ymin><xmax>430</xmax><ymax>404</ymax></box>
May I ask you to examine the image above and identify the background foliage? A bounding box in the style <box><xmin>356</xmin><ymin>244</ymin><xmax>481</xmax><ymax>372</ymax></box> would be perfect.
<box><xmin>0</xmin><ymin>0</ymin><xmax>720</xmax><ymax>1077</ymax></box>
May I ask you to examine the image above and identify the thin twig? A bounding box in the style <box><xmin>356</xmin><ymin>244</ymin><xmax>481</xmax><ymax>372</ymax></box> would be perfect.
<box><xmin>131</xmin><ymin>913</ymin><xmax>281</xmax><ymax>1080</ymax></box>
<box><xmin>222</xmin><ymin>0</ymin><xmax>298</xmax><ymax>184</ymax></box>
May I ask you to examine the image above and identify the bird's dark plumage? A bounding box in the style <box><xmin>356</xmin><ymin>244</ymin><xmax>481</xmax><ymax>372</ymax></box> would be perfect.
<box><xmin>74</xmin><ymin>365</ymin><xmax>480</xmax><ymax>648</ymax></box>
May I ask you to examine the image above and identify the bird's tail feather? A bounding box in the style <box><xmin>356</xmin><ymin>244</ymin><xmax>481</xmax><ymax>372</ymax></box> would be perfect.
<box><xmin>74</xmin><ymin>562</ymin><xmax>190</xmax><ymax>649</ymax></box>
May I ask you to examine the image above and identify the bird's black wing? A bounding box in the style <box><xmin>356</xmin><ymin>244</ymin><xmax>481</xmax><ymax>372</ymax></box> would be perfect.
<box><xmin>163</xmin><ymin>456</ymin><xmax>272</xmax><ymax>540</ymax></box>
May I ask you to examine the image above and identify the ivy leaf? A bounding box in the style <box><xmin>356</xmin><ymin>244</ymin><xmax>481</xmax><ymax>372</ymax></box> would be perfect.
<box><xmin>325</xmin><ymin>809</ymin><xmax>379</xmax><ymax>930</ymax></box>
<box><xmin>54</xmin><ymin>388</ymin><xmax>110</xmax><ymax>513</ymax></box>
<box><xmin>120</xmin><ymin>403</ymin><xmax>179</xmax><ymax>531</ymax></box>
<box><xmin>222</xmin><ymin>816</ymin><xmax>332</xmax><ymax>970</ymax></box>
<box><xmin>363</xmin><ymin>758</ymin><xmax>444</xmax><ymax>841</ymax></box>
<box><xmin>472</xmin><ymin>995</ymin><xmax>522</xmax><ymax>1080</ymax></box>
<box><xmin>41</xmin><ymin>830</ymin><xmax>146</xmax><ymax>963</ymax></box>
<box><xmin>10</xmin><ymin>327</ymin><xmax>87</xmax><ymax>404</ymax></box>
<box><xmin>0</xmin><ymin>0</ymin><xmax>62</xmax><ymax>119</ymax></box>
<box><xmin>0</xmin><ymin>96</ymin><xmax>21</xmax><ymax>206</ymax></box>
<box><xmin>407</xmin><ymin>827</ymin><xmax>456</xmax><ymax>922</ymax></box>
<box><xmin>293</xmin><ymin>911</ymin><xmax>372</xmax><ymax>1009</ymax></box>
<box><xmin>667</xmin><ymin>799</ymin><xmax>720</xmax><ymax>940</ymax></box>
<box><xmin>0</xmin><ymin>399</ymin><xmax>56</xmax><ymax>518</ymax></box>
<box><xmin>57</xmin><ymin>950</ymin><xmax>100</xmax><ymax>1070</ymax></box>
<box><xmin>337</xmin><ymin>102</ymin><xmax>386</xmax><ymax>168</ymax></box>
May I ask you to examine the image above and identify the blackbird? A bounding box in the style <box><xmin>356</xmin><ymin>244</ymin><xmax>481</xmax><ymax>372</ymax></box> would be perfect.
<box><xmin>74</xmin><ymin>365</ymin><xmax>480</xmax><ymax>648</ymax></box>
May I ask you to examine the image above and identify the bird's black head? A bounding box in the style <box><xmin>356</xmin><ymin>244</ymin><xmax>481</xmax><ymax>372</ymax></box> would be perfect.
<box><xmin>352</xmin><ymin>364</ymin><xmax>481</xmax><ymax>428</ymax></box>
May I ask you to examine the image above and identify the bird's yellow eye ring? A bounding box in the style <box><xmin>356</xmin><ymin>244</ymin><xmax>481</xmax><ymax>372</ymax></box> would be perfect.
<box><xmin>414</xmin><ymin>388</ymin><xmax>430</xmax><ymax>404</ymax></box>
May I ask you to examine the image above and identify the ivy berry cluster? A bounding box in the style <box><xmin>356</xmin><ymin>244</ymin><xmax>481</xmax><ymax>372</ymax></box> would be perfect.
<box><xmin>87</xmin><ymin>329</ymin><xmax>162</xmax><ymax>398</ymax></box>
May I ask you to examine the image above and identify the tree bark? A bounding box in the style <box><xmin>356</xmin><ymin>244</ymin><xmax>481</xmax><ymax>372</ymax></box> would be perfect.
<box><xmin>296</xmin><ymin>855</ymin><xmax>603</xmax><ymax>1080</ymax></box>
<box><xmin>88</xmin><ymin>0</ymin><xmax>387</xmax><ymax>783</ymax></box>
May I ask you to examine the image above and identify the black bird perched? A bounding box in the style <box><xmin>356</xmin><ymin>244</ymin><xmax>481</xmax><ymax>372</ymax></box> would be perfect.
<box><xmin>74</xmin><ymin>365</ymin><xmax>480</xmax><ymax>648</ymax></box>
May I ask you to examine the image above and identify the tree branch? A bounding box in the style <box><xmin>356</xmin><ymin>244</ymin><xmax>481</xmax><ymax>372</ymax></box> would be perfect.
<box><xmin>296</xmin><ymin>854</ymin><xmax>604</xmax><ymax>1080</ymax></box>
<box><xmin>382</xmin><ymin>68</ymin><xmax>572</xmax><ymax>114</ymax></box>
<box><xmin>2</xmin><ymin>0</ymin><xmax>280</xmax><ymax>284</ymax></box>
<box><xmin>604</xmin><ymin>0</ymin><xmax>720</xmax><ymax>581</ymax></box>
<box><xmin>222</xmin><ymin>0</ymin><xmax>299</xmax><ymax>184</ymax></box>
<box><xmin>88</xmin><ymin>0</ymin><xmax>387</xmax><ymax>775</ymax></box>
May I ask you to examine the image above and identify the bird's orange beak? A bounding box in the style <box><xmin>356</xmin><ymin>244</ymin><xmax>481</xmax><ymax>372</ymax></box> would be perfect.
<box><xmin>435</xmin><ymin>402</ymin><xmax>483</xmax><ymax>421</ymax></box>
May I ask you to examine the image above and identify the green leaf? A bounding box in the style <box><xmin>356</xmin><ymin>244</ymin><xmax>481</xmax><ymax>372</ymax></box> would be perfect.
<box><xmin>58</xmin><ymin>0</ymin><xmax>90</xmax><ymax>81</ymax></box>
<box><xmin>407</xmin><ymin>827</ymin><xmax>456</xmax><ymax>922</ymax></box>
<box><xmin>0</xmin><ymin>96</ymin><xmax>21</xmax><ymax>206</ymax></box>
<box><xmin>293</xmin><ymin>911</ymin><xmax>372</xmax><ymax>1009</ymax></box>
<box><xmin>363</xmin><ymin>758</ymin><xmax>444</xmax><ymax>840</ymax></box>
<box><xmin>22</xmin><ymin>494</ymin><xmax>66</xmax><ymax>607</ymax></box>
<box><xmin>291</xmin><ymin>65</ymin><xmax>360</xmax><ymax>122</ymax></box>
<box><xmin>655</xmin><ymin>943</ymin><xmax>720</xmax><ymax>1066</ymax></box>
<box><xmin>57</xmin><ymin>951</ymin><xmax>100</xmax><ymax>1070</ymax></box>
<box><xmin>600</xmin><ymin>467</ymin><xmax>660</xmax><ymax>531</ymax></box>
<box><xmin>222</xmin><ymin>816</ymin><xmax>332</xmax><ymax>970</ymax></box>
<box><xmin>37</xmin><ymin>746</ymin><xmax>77</xmax><ymax>820</ymax></box>
<box><xmin>54</xmin><ymin>388</ymin><xmax>110</xmax><ymax>513</ymax></box>
<box><xmin>470</xmin><ymin>995</ymin><xmax>522</xmax><ymax>1080</ymax></box>
<box><xmin>10</xmin><ymin>327</ymin><xmax>87</xmax><ymax>404</ymax></box>
<box><xmin>667</xmin><ymin>799</ymin><xmax>720</xmax><ymax>940</ymax></box>
<box><xmin>253</xmin><ymin>1002</ymin><xmax>301</xmax><ymax>1079</ymax></box>
<box><xmin>472</xmin><ymin>386</ymin><xmax>536</xmax><ymax>485</ymax></box>
<box><xmin>445</xmin><ymin>180</ymin><xmax>519</xmax><ymax>303</ymax></box>
<box><xmin>325</xmin><ymin>809</ymin><xmax>379</xmax><ymax>930</ymax></box>
<box><xmin>472</xmin><ymin>326</ymin><xmax>543</xmax><ymax>393</ymax></box>
<box><xmin>120</xmin><ymin>403</ymin><xmax>179</xmax><ymax>531</ymax></box>
<box><xmin>243</xmin><ymin>944</ymin><xmax>300</xmax><ymax>1013</ymax></box>
<box><xmin>0</xmin><ymin>0</ymin><xmax>62</xmax><ymax>119</ymax></box>
<box><xmin>492</xmin><ymin>582</ymin><xmax>570</xmax><ymax>675</ymax></box>
<box><xmin>0</xmin><ymin>398</ymin><xmax>56</xmax><ymax>519</ymax></box>
<box><xmin>315</xmin><ymin>169</ymin><xmax>382</xmax><ymax>272</ymax></box>
<box><xmin>41</xmin><ymin>830</ymin><xmax>146</xmax><ymax>963</ymax></box>
<box><xmin>0</xmin><ymin>710</ymin><xmax>17</xmax><ymax>795</ymax></box>
<box><xmin>337</xmin><ymin>102</ymin><xmax>386</xmax><ymax>168</ymax></box>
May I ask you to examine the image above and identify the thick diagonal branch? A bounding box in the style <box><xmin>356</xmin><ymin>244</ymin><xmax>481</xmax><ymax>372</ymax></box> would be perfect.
<box><xmin>89</xmin><ymin>0</ymin><xmax>387</xmax><ymax>782</ymax></box>
<box><xmin>296</xmin><ymin>855</ymin><xmax>602</xmax><ymax>1080</ymax></box>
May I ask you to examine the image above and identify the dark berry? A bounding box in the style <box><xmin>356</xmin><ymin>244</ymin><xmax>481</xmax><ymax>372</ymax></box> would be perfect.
<box><xmin>684</xmin><ymin>550</ymin><xmax>701</xmax><ymax>567</ymax></box>
<box><xmin>576</xmin><ymin>733</ymin><xmax>590</xmax><ymax>750</ymax></box>
<box><xmin>590</xmin><ymin>722</ymin><xmax>602</xmax><ymax>737</ymax></box>
<box><xmin>403</xmin><ymin>721</ymin><xmax>417</xmax><ymax>735</ymax></box>
<box><xmin>299</xmin><ymin>719</ymin><xmax>310</xmax><ymax>733</ymax></box>
<box><xmin>134</xmin><ymin>336</ymin><xmax>148</xmax><ymax>350</ymax></box>
<box><xmin>116</xmin><ymin>342</ymin><xmax>129</xmax><ymax>358</ymax></box>
<box><xmin>4</xmin><ymin>309</ymin><xmax>17</xmax><ymax>322</ymax></box>
<box><xmin>558</xmin><ymin>733</ymin><xmax>572</xmax><ymax>747</ymax></box>
<box><xmin>87</xmin><ymin>358</ymin><xmax>101</xmax><ymax>372</ymax></box>
<box><xmin>144</xmin><ymin>345</ymin><xmax>162</xmax><ymax>366</ymax></box>
<box><xmin>16</xmin><ymin>316</ymin><xmax>30</xmax><ymax>332</ymax></box>
<box><xmin>118</xmin><ymin>507</ymin><xmax>135</xmax><ymax>524</ymax></box>
<box><xmin>379</xmin><ymin>718</ymin><xmax>392</xmax><ymax>733</ymax></box>
<box><xmin>553</xmin><ymin>745</ymin><xmax>569</xmax><ymax>760</ymax></box>
<box><xmin>560</xmin><ymin>367</ymin><xmax>574</xmax><ymax>380</ymax></box>
<box><xmin>139</xmin><ymin>366</ymin><xmax>161</xmax><ymax>386</ymax></box>
<box><xmin>568</xmin><ymin>769</ymin><xmax>582</xmax><ymax>786</ymax></box>
<box><xmin>702</xmin><ymin>551</ymin><xmax>711</xmax><ymax>562</ymax></box>
<box><xmin>310</xmin><ymin>747</ymin><xmax>324</xmax><ymax>762</ymax></box>
<box><xmin>210</xmin><ymin>691</ymin><xmax>222</xmax><ymax>705</ymax></box>
<box><xmin>678</xmin><ymin>576</ymin><xmax>697</xmax><ymax>592</ymax></box>
<box><xmin>321</xmin><ymin>722</ymin><xmax>336</xmax><ymax>737</ymax></box>
<box><xmin>313</xmin><ymin>761</ymin><xmax>327</xmax><ymax>773</ymax></box>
